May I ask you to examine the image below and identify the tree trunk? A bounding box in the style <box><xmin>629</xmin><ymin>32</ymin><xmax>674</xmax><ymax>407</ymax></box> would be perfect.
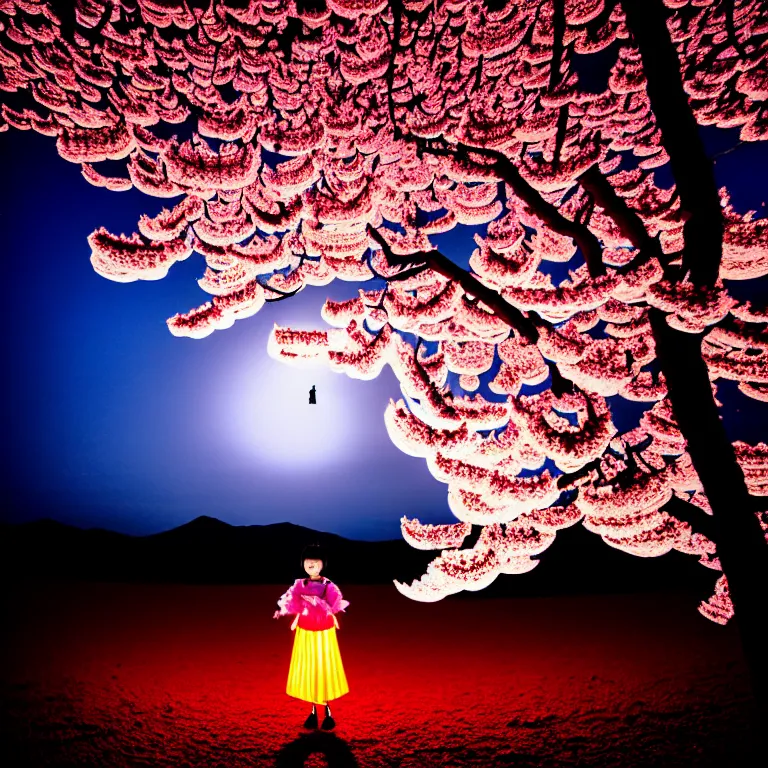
<box><xmin>650</xmin><ymin>309</ymin><xmax>768</xmax><ymax>719</ymax></box>
<box><xmin>618</xmin><ymin>0</ymin><xmax>767</xmax><ymax>714</ymax></box>
<box><xmin>621</xmin><ymin>0</ymin><xmax>723</xmax><ymax>285</ymax></box>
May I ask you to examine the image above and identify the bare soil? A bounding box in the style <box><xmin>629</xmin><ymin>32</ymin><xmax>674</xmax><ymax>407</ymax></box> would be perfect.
<box><xmin>0</xmin><ymin>582</ymin><xmax>758</xmax><ymax>767</ymax></box>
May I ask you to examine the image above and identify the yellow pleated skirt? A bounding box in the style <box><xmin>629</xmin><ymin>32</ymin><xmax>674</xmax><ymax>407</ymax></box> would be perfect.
<box><xmin>286</xmin><ymin>626</ymin><xmax>349</xmax><ymax>705</ymax></box>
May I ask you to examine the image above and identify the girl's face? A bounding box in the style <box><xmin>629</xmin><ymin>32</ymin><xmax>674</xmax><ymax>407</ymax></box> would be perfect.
<box><xmin>304</xmin><ymin>558</ymin><xmax>323</xmax><ymax>578</ymax></box>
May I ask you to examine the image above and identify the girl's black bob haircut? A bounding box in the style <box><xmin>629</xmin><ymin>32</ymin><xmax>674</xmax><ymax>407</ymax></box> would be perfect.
<box><xmin>301</xmin><ymin>543</ymin><xmax>327</xmax><ymax>571</ymax></box>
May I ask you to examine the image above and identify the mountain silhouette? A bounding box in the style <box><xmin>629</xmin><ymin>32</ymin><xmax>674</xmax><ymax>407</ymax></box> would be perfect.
<box><xmin>0</xmin><ymin>515</ymin><xmax>714</xmax><ymax>598</ymax></box>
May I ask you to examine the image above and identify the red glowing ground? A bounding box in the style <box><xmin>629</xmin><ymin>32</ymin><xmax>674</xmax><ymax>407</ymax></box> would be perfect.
<box><xmin>0</xmin><ymin>582</ymin><xmax>759</xmax><ymax>767</ymax></box>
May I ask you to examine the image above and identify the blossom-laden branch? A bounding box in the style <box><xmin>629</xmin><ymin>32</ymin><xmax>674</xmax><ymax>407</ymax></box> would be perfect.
<box><xmin>366</xmin><ymin>223</ymin><xmax>539</xmax><ymax>343</ymax></box>
<box><xmin>416</xmin><ymin>140</ymin><xmax>607</xmax><ymax>278</ymax></box>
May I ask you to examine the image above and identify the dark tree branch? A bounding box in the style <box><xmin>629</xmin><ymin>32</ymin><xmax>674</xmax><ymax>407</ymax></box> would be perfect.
<box><xmin>549</xmin><ymin>0</ymin><xmax>566</xmax><ymax>93</ymax></box>
<box><xmin>366</xmin><ymin>224</ymin><xmax>539</xmax><ymax>342</ymax></box>
<box><xmin>710</xmin><ymin>140</ymin><xmax>746</xmax><ymax>162</ymax></box>
<box><xmin>722</xmin><ymin>0</ymin><xmax>748</xmax><ymax>57</ymax></box>
<box><xmin>662</xmin><ymin>494</ymin><xmax>719</xmax><ymax>544</ymax></box>
<box><xmin>472</xmin><ymin>54</ymin><xmax>484</xmax><ymax>94</ymax></box>
<box><xmin>549</xmin><ymin>360</ymin><xmax>575</xmax><ymax>397</ymax></box>
<box><xmin>383</xmin><ymin>263</ymin><xmax>432</xmax><ymax>282</ymax></box>
<box><xmin>385</xmin><ymin>0</ymin><xmax>404</xmax><ymax>137</ymax></box>
<box><xmin>649</xmin><ymin>308</ymin><xmax>768</xmax><ymax>718</ymax></box>
<box><xmin>413</xmin><ymin>336</ymin><xmax>422</xmax><ymax>360</ymax></box>
<box><xmin>578</xmin><ymin>164</ymin><xmax>665</xmax><ymax>268</ymax></box>
<box><xmin>552</xmin><ymin>105</ymin><xmax>569</xmax><ymax>171</ymax></box>
<box><xmin>622</xmin><ymin>0</ymin><xmax>724</xmax><ymax>286</ymax></box>
<box><xmin>261</xmin><ymin>282</ymin><xmax>302</xmax><ymax>299</ymax></box>
<box><xmin>486</xmin><ymin>148</ymin><xmax>606</xmax><ymax>277</ymax></box>
<box><xmin>416</xmin><ymin>140</ymin><xmax>607</xmax><ymax>277</ymax></box>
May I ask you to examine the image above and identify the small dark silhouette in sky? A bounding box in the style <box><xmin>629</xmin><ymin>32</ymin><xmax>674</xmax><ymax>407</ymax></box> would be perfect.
<box><xmin>309</xmin><ymin>385</ymin><xmax>317</xmax><ymax>405</ymax></box>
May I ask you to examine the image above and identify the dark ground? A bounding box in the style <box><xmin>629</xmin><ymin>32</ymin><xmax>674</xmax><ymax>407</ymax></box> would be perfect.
<box><xmin>0</xmin><ymin>582</ymin><xmax>759</xmax><ymax>767</ymax></box>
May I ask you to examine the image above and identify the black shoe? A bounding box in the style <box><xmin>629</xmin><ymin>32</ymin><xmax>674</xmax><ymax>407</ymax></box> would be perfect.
<box><xmin>321</xmin><ymin>714</ymin><xmax>336</xmax><ymax>731</ymax></box>
<box><xmin>303</xmin><ymin>712</ymin><xmax>318</xmax><ymax>729</ymax></box>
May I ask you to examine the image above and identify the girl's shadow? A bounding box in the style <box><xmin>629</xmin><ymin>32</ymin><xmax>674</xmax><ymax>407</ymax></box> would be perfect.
<box><xmin>272</xmin><ymin>731</ymin><xmax>360</xmax><ymax>768</ymax></box>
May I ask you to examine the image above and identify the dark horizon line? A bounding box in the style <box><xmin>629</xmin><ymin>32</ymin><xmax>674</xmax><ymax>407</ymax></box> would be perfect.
<box><xmin>0</xmin><ymin>514</ymin><xmax>405</xmax><ymax>544</ymax></box>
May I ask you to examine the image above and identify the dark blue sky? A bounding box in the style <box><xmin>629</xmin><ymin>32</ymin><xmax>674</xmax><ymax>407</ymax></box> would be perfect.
<box><xmin>0</xmin><ymin>130</ymin><xmax>453</xmax><ymax>540</ymax></box>
<box><xmin>1</xmin><ymin>128</ymin><xmax>767</xmax><ymax>540</ymax></box>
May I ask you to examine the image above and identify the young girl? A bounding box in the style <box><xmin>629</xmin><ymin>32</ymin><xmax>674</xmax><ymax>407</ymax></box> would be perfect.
<box><xmin>272</xmin><ymin>544</ymin><xmax>349</xmax><ymax>730</ymax></box>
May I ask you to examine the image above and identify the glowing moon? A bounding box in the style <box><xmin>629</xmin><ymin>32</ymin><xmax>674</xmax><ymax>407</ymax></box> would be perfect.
<box><xmin>224</xmin><ymin>353</ymin><xmax>361</xmax><ymax>469</ymax></box>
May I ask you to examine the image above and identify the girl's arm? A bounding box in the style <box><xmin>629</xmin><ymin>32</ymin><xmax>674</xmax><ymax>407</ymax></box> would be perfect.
<box><xmin>322</xmin><ymin>582</ymin><xmax>350</xmax><ymax>615</ymax></box>
<box><xmin>273</xmin><ymin>581</ymin><xmax>304</xmax><ymax>618</ymax></box>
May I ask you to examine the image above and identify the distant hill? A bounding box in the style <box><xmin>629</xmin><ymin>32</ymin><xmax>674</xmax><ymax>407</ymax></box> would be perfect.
<box><xmin>0</xmin><ymin>516</ymin><xmax>715</xmax><ymax>598</ymax></box>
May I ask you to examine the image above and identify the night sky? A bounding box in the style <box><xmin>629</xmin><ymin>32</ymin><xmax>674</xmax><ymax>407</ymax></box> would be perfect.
<box><xmin>0</xmin><ymin>130</ymin><xmax>453</xmax><ymax>541</ymax></box>
<box><xmin>2</xmin><ymin>127</ymin><xmax>767</xmax><ymax>541</ymax></box>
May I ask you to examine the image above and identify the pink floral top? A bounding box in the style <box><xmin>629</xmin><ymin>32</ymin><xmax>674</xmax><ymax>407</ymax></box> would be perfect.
<box><xmin>275</xmin><ymin>577</ymin><xmax>350</xmax><ymax>631</ymax></box>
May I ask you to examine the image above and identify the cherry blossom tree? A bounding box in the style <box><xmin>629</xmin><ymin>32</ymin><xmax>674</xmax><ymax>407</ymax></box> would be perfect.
<box><xmin>1</xmin><ymin>0</ymin><xmax>767</xmax><ymax>707</ymax></box>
